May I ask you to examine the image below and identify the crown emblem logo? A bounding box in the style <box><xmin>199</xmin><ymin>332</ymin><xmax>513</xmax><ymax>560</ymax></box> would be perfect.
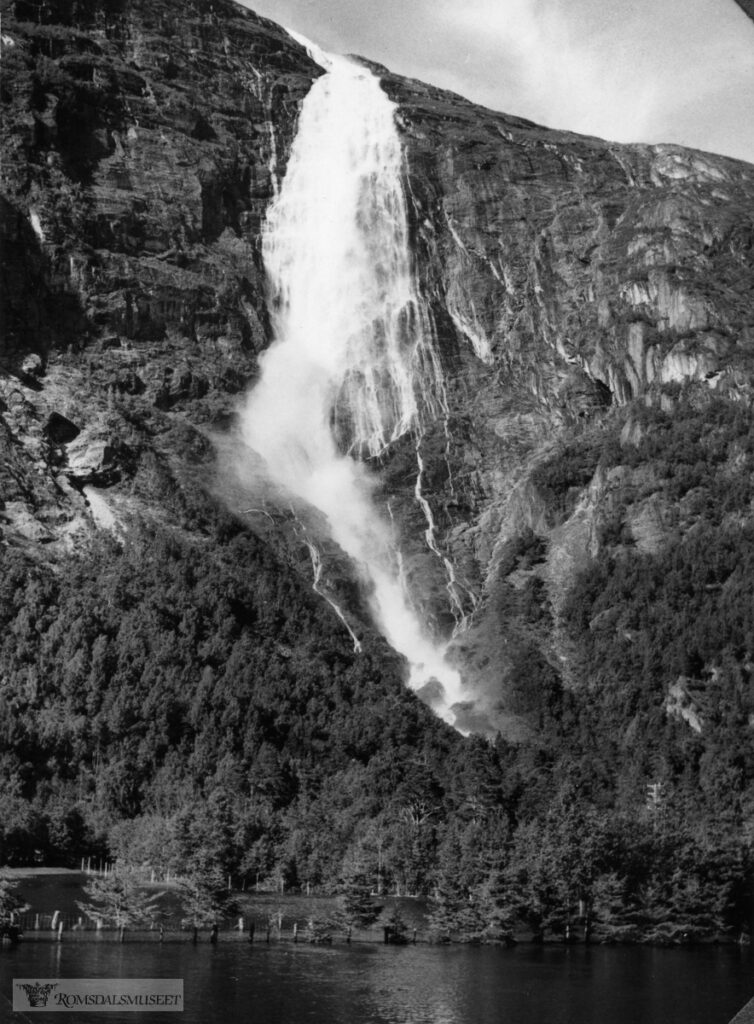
<box><xmin>17</xmin><ymin>982</ymin><xmax>58</xmax><ymax>1007</ymax></box>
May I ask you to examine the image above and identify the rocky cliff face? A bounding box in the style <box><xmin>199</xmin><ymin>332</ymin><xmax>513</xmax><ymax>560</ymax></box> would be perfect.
<box><xmin>1</xmin><ymin>0</ymin><xmax>317</xmax><ymax>549</ymax></box>
<box><xmin>375</xmin><ymin>70</ymin><xmax>754</xmax><ymax>733</ymax></box>
<box><xmin>3</xmin><ymin>0</ymin><xmax>754</xmax><ymax>738</ymax></box>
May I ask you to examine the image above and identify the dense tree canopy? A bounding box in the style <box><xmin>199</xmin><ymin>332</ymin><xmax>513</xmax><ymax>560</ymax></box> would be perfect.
<box><xmin>2</xmin><ymin>393</ymin><xmax>754</xmax><ymax>943</ymax></box>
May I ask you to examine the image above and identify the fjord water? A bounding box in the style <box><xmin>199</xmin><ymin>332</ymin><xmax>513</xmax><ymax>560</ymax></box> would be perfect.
<box><xmin>1</xmin><ymin>939</ymin><xmax>751</xmax><ymax>1024</ymax></box>
<box><xmin>241</xmin><ymin>42</ymin><xmax>465</xmax><ymax>724</ymax></box>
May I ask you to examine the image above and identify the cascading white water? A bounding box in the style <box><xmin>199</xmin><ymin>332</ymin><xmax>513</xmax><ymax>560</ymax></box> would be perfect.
<box><xmin>241</xmin><ymin>38</ymin><xmax>464</xmax><ymax>726</ymax></box>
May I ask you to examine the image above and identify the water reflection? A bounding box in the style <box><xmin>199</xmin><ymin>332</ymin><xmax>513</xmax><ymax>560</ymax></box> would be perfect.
<box><xmin>1</xmin><ymin>939</ymin><xmax>751</xmax><ymax>1024</ymax></box>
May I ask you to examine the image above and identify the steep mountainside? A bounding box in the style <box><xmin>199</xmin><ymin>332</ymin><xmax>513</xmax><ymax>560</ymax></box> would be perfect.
<box><xmin>1</xmin><ymin>0</ymin><xmax>315</xmax><ymax>542</ymax></box>
<box><xmin>377</xmin><ymin>69</ymin><xmax>754</xmax><ymax>734</ymax></box>
<box><xmin>4</xmin><ymin>0</ymin><xmax>754</xmax><ymax>732</ymax></box>
<box><xmin>2</xmin><ymin>0</ymin><xmax>754</xmax><ymax>938</ymax></box>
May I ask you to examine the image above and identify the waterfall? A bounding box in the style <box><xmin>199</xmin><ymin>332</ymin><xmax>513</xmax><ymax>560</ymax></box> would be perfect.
<box><xmin>241</xmin><ymin>38</ymin><xmax>464</xmax><ymax>727</ymax></box>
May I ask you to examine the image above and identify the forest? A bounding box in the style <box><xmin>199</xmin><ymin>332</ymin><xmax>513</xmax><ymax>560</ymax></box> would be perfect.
<box><xmin>1</xmin><ymin>393</ymin><xmax>754</xmax><ymax>944</ymax></box>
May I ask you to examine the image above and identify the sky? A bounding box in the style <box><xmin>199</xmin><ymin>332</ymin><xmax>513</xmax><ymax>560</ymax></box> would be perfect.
<box><xmin>240</xmin><ymin>0</ymin><xmax>754</xmax><ymax>164</ymax></box>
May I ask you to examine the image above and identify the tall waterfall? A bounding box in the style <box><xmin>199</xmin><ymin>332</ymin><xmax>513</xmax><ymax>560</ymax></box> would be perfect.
<box><xmin>242</xmin><ymin>39</ymin><xmax>464</xmax><ymax>726</ymax></box>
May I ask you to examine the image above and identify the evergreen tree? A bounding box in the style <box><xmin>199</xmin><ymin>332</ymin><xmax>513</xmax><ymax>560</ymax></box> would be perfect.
<box><xmin>337</xmin><ymin>859</ymin><xmax>381</xmax><ymax>929</ymax></box>
<box><xmin>176</xmin><ymin>865</ymin><xmax>240</xmax><ymax>930</ymax></box>
<box><xmin>76</xmin><ymin>869</ymin><xmax>164</xmax><ymax>938</ymax></box>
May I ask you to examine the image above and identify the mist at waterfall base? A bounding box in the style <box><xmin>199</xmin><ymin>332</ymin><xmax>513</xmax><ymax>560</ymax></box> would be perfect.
<box><xmin>239</xmin><ymin>43</ymin><xmax>473</xmax><ymax>730</ymax></box>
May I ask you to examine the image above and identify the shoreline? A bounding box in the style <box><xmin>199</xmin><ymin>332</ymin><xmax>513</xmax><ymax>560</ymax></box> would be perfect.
<box><xmin>2</xmin><ymin>929</ymin><xmax>752</xmax><ymax>950</ymax></box>
<box><xmin>0</xmin><ymin>867</ymin><xmax>82</xmax><ymax>877</ymax></box>
<box><xmin>3</xmin><ymin>870</ymin><xmax>750</xmax><ymax>949</ymax></box>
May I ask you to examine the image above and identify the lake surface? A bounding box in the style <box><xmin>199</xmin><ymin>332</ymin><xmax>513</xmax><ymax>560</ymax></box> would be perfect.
<box><xmin>3</xmin><ymin>874</ymin><xmax>752</xmax><ymax>1023</ymax></box>
<box><xmin>1</xmin><ymin>938</ymin><xmax>752</xmax><ymax>1024</ymax></box>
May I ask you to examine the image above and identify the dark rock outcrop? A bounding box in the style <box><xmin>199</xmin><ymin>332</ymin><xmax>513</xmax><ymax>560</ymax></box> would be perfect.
<box><xmin>1</xmin><ymin>0</ymin><xmax>317</xmax><ymax>367</ymax></box>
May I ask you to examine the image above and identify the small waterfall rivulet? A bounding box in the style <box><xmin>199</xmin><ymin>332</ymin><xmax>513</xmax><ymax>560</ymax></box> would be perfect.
<box><xmin>241</xmin><ymin>36</ymin><xmax>465</xmax><ymax>727</ymax></box>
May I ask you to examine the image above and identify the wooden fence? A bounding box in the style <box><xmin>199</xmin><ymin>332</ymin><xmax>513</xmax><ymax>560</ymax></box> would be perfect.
<box><xmin>11</xmin><ymin>912</ymin><xmax>425</xmax><ymax>945</ymax></box>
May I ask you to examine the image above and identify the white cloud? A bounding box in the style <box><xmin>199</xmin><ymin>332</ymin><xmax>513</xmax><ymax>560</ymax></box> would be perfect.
<box><xmin>436</xmin><ymin>0</ymin><xmax>754</xmax><ymax>159</ymax></box>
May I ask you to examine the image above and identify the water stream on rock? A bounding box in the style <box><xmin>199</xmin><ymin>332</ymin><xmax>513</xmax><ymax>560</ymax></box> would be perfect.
<box><xmin>241</xmin><ymin>36</ymin><xmax>464</xmax><ymax>726</ymax></box>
